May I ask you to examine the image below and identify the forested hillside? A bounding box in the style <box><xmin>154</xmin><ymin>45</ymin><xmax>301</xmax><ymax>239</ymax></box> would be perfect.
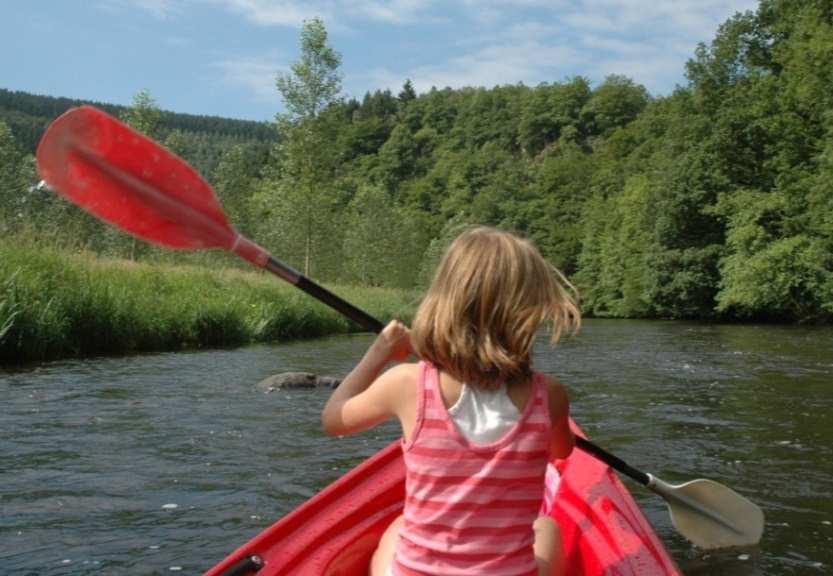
<box><xmin>1</xmin><ymin>0</ymin><xmax>831</xmax><ymax>323</ymax></box>
<box><xmin>0</xmin><ymin>88</ymin><xmax>275</xmax><ymax>177</ymax></box>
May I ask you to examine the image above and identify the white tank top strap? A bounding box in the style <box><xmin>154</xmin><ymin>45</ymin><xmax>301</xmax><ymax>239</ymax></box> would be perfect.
<box><xmin>447</xmin><ymin>382</ymin><xmax>521</xmax><ymax>444</ymax></box>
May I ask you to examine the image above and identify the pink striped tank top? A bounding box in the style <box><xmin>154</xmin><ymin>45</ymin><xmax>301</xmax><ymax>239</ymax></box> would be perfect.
<box><xmin>392</xmin><ymin>361</ymin><xmax>551</xmax><ymax>576</ymax></box>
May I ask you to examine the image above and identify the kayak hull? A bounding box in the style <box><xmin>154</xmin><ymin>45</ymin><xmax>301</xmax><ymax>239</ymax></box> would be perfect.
<box><xmin>206</xmin><ymin>422</ymin><xmax>681</xmax><ymax>575</ymax></box>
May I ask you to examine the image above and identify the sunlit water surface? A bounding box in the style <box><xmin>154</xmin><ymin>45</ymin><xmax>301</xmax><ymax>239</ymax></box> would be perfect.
<box><xmin>2</xmin><ymin>320</ymin><xmax>831</xmax><ymax>574</ymax></box>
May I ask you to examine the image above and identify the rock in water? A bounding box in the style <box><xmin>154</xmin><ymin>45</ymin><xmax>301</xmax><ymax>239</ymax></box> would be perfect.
<box><xmin>256</xmin><ymin>372</ymin><xmax>316</xmax><ymax>391</ymax></box>
<box><xmin>256</xmin><ymin>372</ymin><xmax>342</xmax><ymax>392</ymax></box>
<box><xmin>316</xmin><ymin>376</ymin><xmax>341</xmax><ymax>389</ymax></box>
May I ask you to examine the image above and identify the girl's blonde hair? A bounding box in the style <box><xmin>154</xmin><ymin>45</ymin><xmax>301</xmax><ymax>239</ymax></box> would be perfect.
<box><xmin>412</xmin><ymin>226</ymin><xmax>581</xmax><ymax>388</ymax></box>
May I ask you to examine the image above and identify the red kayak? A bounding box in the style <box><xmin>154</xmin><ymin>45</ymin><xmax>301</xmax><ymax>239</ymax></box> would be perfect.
<box><xmin>206</xmin><ymin>422</ymin><xmax>681</xmax><ymax>576</ymax></box>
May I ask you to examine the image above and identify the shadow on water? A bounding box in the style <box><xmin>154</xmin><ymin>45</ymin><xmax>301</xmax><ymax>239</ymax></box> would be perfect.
<box><xmin>1</xmin><ymin>322</ymin><xmax>831</xmax><ymax>574</ymax></box>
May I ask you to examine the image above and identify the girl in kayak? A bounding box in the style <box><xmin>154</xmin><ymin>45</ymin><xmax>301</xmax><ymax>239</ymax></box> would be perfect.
<box><xmin>322</xmin><ymin>226</ymin><xmax>580</xmax><ymax>576</ymax></box>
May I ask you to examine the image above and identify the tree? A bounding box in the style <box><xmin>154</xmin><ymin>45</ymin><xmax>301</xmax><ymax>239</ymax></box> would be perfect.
<box><xmin>680</xmin><ymin>0</ymin><xmax>833</xmax><ymax>320</ymax></box>
<box><xmin>163</xmin><ymin>129</ymin><xmax>190</xmax><ymax>157</ymax></box>
<box><xmin>582</xmin><ymin>75</ymin><xmax>649</xmax><ymax>137</ymax></box>
<box><xmin>715</xmin><ymin>189</ymin><xmax>831</xmax><ymax>320</ymax></box>
<box><xmin>0</xmin><ymin>122</ymin><xmax>79</xmax><ymax>243</ymax></box>
<box><xmin>213</xmin><ymin>144</ymin><xmax>263</xmax><ymax>236</ymax></box>
<box><xmin>0</xmin><ymin>121</ymin><xmax>30</xmax><ymax>230</ymax></box>
<box><xmin>268</xmin><ymin>18</ymin><xmax>343</xmax><ymax>278</ymax></box>
<box><xmin>374</xmin><ymin>124</ymin><xmax>417</xmax><ymax>191</ymax></box>
<box><xmin>526</xmin><ymin>143</ymin><xmax>594</xmax><ymax>273</ymax></box>
<box><xmin>518</xmin><ymin>77</ymin><xmax>591</xmax><ymax>156</ymax></box>
<box><xmin>120</xmin><ymin>90</ymin><xmax>162</xmax><ymax>139</ymax></box>
<box><xmin>398</xmin><ymin>80</ymin><xmax>416</xmax><ymax>105</ymax></box>
<box><xmin>277</xmin><ymin>18</ymin><xmax>342</xmax><ymax>122</ymax></box>
<box><xmin>342</xmin><ymin>185</ymin><xmax>400</xmax><ymax>286</ymax></box>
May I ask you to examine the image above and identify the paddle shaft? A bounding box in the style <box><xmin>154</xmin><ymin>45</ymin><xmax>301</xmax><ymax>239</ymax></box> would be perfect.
<box><xmin>575</xmin><ymin>436</ymin><xmax>650</xmax><ymax>486</ymax></box>
<box><xmin>263</xmin><ymin>255</ymin><xmax>384</xmax><ymax>333</ymax></box>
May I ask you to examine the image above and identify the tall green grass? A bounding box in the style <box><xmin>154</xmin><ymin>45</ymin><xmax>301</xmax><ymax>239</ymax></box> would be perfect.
<box><xmin>0</xmin><ymin>239</ymin><xmax>417</xmax><ymax>365</ymax></box>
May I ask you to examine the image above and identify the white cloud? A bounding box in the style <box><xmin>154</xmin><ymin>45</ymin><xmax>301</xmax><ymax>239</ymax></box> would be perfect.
<box><xmin>207</xmin><ymin>0</ymin><xmax>332</xmax><ymax>27</ymax></box>
<box><xmin>461</xmin><ymin>0</ymin><xmax>565</xmax><ymax>8</ymax></box>
<box><xmin>102</xmin><ymin>0</ymin><xmax>763</xmax><ymax>97</ymax></box>
<box><xmin>212</xmin><ymin>55</ymin><xmax>287</xmax><ymax>102</ymax></box>
<box><xmin>561</xmin><ymin>0</ymin><xmax>758</xmax><ymax>38</ymax></box>
<box><xmin>596</xmin><ymin>53</ymin><xmax>685</xmax><ymax>93</ymax></box>
<box><xmin>580</xmin><ymin>35</ymin><xmax>653</xmax><ymax>57</ymax></box>
<box><xmin>357</xmin><ymin>0</ymin><xmax>753</xmax><ymax>98</ymax></box>
<box><xmin>361</xmin><ymin>38</ymin><xmax>584</xmax><ymax>94</ymax></box>
<box><xmin>204</xmin><ymin>0</ymin><xmax>435</xmax><ymax>27</ymax></box>
<box><xmin>503</xmin><ymin>21</ymin><xmax>562</xmax><ymax>40</ymax></box>
<box><xmin>99</xmin><ymin>0</ymin><xmax>759</xmax><ymax>38</ymax></box>
<box><xmin>460</xmin><ymin>0</ymin><xmax>569</xmax><ymax>25</ymax></box>
<box><xmin>351</xmin><ymin>0</ymin><xmax>436</xmax><ymax>24</ymax></box>
<box><xmin>98</xmin><ymin>0</ymin><xmax>179</xmax><ymax>18</ymax></box>
<box><xmin>556</xmin><ymin>0</ymin><xmax>759</xmax><ymax>92</ymax></box>
<box><xmin>358</xmin><ymin>0</ymin><xmax>760</xmax><ymax>95</ymax></box>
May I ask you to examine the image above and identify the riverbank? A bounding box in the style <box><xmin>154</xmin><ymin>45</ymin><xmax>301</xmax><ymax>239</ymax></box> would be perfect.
<box><xmin>0</xmin><ymin>240</ymin><xmax>416</xmax><ymax>365</ymax></box>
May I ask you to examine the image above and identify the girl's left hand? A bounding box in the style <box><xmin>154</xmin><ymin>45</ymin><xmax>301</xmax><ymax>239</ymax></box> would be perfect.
<box><xmin>371</xmin><ymin>320</ymin><xmax>413</xmax><ymax>363</ymax></box>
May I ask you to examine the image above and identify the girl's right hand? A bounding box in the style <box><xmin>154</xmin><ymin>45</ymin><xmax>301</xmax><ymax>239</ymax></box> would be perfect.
<box><xmin>370</xmin><ymin>320</ymin><xmax>413</xmax><ymax>363</ymax></box>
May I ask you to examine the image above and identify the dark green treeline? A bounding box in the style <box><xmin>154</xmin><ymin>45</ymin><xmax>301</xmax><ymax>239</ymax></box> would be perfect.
<box><xmin>1</xmin><ymin>0</ymin><xmax>831</xmax><ymax>323</ymax></box>
<box><xmin>0</xmin><ymin>87</ymin><xmax>275</xmax><ymax>178</ymax></box>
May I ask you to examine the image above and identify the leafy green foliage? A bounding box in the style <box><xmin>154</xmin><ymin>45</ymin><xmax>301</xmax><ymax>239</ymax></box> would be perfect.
<box><xmin>276</xmin><ymin>18</ymin><xmax>342</xmax><ymax>121</ymax></box>
<box><xmin>0</xmin><ymin>87</ymin><xmax>274</xmax><ymax>177</ymax></box>
<box><xmin>264</xmin><ymin>18</ymin><xmax>346</xmax><ymax>278</ymax></box>
<box><xmin>582</xmin><ymin>75</ymin><xmax>649</xmax><ymax>137</ymax></box>
<box><xmin>2</xmin><ymin>3</ymin><xmax>832</xmax><ymax>325</ymax></box>
<box><xmin>0</xmin><ymin>120</ymin><xmax>28</xmax><ymax>228</ymax></box>
<box><xmin>120</xmin><ymin>90</ymin><xmax>162</xmax><ymax>139</ymax></box>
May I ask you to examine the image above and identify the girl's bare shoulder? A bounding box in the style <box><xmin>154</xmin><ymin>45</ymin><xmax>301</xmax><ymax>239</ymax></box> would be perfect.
<box><xmin>379</xmin><ymin>362</ymin><xmax>420</xmax><ymax>387</ymax></box>
<box><xmin>376</xmin><ymin>362</ymin><xmax>420</xmax><ymax>415</ymax></box>
<box><xmin>540</xmin><ymin>373</ymin><xmax>569</xmax><ymax>418</ymax></box>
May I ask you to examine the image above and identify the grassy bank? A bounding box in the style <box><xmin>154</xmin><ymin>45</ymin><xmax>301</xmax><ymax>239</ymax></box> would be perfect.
<box><xmin>0</xmin><ymin>240</ymin><xmax>417</xmax><ymax>365</ymax></box>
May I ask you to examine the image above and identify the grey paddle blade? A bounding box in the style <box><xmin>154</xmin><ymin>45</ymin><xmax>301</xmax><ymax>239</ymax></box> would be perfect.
<box><xmin>648</xmin><ymin>476</ymin><xmax>765</xmax><ymax>549</ymax></box>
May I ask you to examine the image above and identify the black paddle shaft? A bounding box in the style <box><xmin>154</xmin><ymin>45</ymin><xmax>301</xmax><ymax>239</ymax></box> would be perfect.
<box><xmin>575</xmin><ymin>436</ymin><xmax>650</xmax><ymax>486</ymax></box>
<box><xmin>264</xmin><ymin>256</ymin><xmax>384</xmax><ymax>333</ymax></box>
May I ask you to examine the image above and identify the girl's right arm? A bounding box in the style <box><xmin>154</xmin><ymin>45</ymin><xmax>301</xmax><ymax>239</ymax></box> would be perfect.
<box><xmin>546</xmin><ymin>376</ymin><xmax>574</xmax><ymax>459</ymax></box>
<box><xmin>321</xmin><ymin>320</ymin><xmax>415</xmax><ymax>437</ymax></box>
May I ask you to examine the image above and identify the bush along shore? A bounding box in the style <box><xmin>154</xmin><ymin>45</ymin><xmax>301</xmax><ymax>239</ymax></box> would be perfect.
<box><xmin>0</xmin><ymin>240</ymin><xmax>416</xmax><ymax>366</ymax></box>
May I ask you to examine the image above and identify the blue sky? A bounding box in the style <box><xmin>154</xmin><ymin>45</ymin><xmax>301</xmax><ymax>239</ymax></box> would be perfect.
<box><xmin>4</xmin><ymin>1</ymin><xmax>758</xmax><ymax>122</ymax></box>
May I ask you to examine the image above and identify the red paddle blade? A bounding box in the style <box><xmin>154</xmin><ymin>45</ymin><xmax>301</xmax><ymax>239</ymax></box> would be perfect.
<box><xmin>36</xmin><ymin>106</ymin><xmax>235</xmax><ymax>250</ymax></box>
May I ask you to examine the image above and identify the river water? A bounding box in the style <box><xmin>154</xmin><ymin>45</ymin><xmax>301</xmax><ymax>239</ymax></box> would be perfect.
<box><xmin>2</xmin><ymin>320</ymin><xmax>831</xmax><ymax>575</ymax></box>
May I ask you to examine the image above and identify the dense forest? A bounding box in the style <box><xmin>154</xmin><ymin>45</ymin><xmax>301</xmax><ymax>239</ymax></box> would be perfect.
<box><xmin>0</xmin><ymin>87</ymin><xmax>275</xmax><ymax>177</ymax></box>
<box><xmin>1</xmin><ymin>0</ymin><xmax>831</xmax><ymax>323</ymax></box>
